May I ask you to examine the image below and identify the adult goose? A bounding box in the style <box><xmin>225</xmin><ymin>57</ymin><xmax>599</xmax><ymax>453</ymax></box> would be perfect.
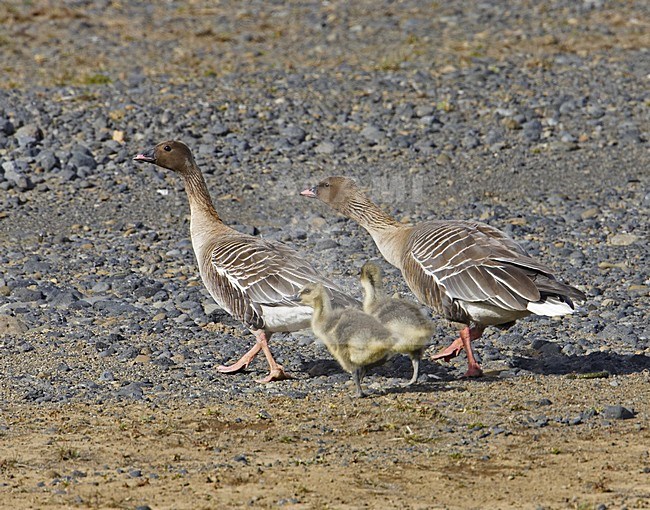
<box><xmin>301</xmin><ymin>176</ymin><xmax>585</xmax><ymax>378</ymax></box>
<box><xmin>133</xmin><ymin>142</ymin><xmax>357</xmax><ymax>382</ymax></box>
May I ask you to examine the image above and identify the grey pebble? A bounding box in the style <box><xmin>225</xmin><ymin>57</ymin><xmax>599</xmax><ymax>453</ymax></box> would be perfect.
<box><xmin>601</xmin><ymin>405</ymin><xmax>635</xmax><ymax>420</ymax></box>
<box><xmin>316</xmin><ymin>239</ymin><xmax>338</xmax><ymax>250</ymax></box>
<box><xmin>258</xmin><ymin>409</ymin><xmax>272</xmax><ymax>420</ymax></box>
<box><xmin>14</xmin><ymin>124</ymin><xmax>43</xmax><ymax>147</ymax></box>
<box><xmin>281</xmin><ymin>125</ymin><xmax>307</xmax><ymax>144</ymax></box>
<box><xmin>36</xmin><ymin>150</ymin><xmax>60</xmax><ymax>171</ymax></box>
<box><xmin>0</xmin><ymin>119</ymin><xmax>14</xmax><ymax>135</ymax></box>
<box><xmin>2</xmin><ymin>161</ymin><xmax>35</xmax><ymax>191</ymax></box>
<box><xmin>314</xmin><ymin>141</ymin><xmax>336</xmax><ymax>154</ymax></box>
<box><xmin>116</xmin><ymin>382</ymin><xmax>144</xmax><ymax>400</ymax></box>
<box><xmin>99</xmin><ymin>371</ymin><xmax>115</xmax><ymax>382</ymax></box>
<box><xmin>18</xmin><ymin>342</ymin><xmax>35</xmax><ymax>353</ymax></box>
<box><xmin>11</xmin><ymin>287</ymin><xmax>43</xmax><ymax>302</ymax></box>
<box><xmin>360</xmin><ymin>125</ymin><xmax>383</xmax><ymax>143</ymax></box>
<box><xmin>51</xmin><ymin>290</ymin><xmax>82</xmax><ymax>308</ymax></box>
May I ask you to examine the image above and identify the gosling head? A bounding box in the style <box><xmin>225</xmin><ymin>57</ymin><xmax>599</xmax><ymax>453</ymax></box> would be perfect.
<box><xmin>360</xmin><ymin>261</ymin><xmax>382</xmax><ymax>288</ymax></box>
<box><xmin>296</xmin><ymin>283</ymin><xmax>326</xmax><ymax>307</ymax></box>
<box><xmin>133</xmin><ymin>140</ymin><xmax>195</xmax><ymax>174</ymax></box>
<box><xmin>300</xmin><ymin>176</ymin><xmax>361</xmax><ymax>212</ymax></box>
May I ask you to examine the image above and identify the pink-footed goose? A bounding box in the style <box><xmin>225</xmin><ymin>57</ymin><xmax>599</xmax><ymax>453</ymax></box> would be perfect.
<box><xmin>301</xmin><ymin>176</ymin><xmax>585</xmax><ymax>378</ymax></box>
<box><xmin>133</xmin><ymin>142</ymin><xmax>357</xmax><ymax>382</ymax></box>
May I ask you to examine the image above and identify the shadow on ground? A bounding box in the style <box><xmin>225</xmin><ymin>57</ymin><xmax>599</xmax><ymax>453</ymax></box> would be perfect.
<box><xmin>512</xmin><ymin>349</ymin><xmax>650</xmax><ymax>376</ymax></box>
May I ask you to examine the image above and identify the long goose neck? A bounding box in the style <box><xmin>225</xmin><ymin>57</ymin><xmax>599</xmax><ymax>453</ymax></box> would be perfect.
<box><xmin>342</xmin><ymin>193</ymin><xmax>402</xmax><ymax>232</ymax></box>
<box><xmin>180</xmin><ymin>164</ymin><xmax>232</xmax><ymax>242</ymax></box>
<box><xmin>341</xmin><ymin>193</ymin><xmax>408</xmax><ymax>269</ymax></box>
<box><xmin>182</xmin><ymin>165</ymin><xmax>221</xmax><ymax>221</ymax></box>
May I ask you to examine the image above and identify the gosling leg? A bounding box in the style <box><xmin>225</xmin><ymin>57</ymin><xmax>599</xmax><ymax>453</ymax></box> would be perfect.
<box><xmin>352</xmin><ymin>368</ymin><xmax>366</xmax><ymax>398</ymax></box>
<box><xmin>405</xmin><ymin>351</ymin><xmax>423</xmax><ymax>386</ymax></box>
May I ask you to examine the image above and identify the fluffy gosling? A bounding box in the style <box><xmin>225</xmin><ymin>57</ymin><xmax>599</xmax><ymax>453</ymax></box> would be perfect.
<box><xmin>360</xmin><ymin>262</ymin><xmax>434</xmax><ymax>385</ymax></box>
<box><xmin>297</xmin><ymin>283</ymin><xmax>396</xmax><ymax>397</ymax></box>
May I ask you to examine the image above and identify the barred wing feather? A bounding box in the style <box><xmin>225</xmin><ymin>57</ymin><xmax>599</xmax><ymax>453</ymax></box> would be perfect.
<box><xmin>407</xmin><ymin>221</ymin><xmax>547</xmax><ymax>313</ymax></box>
<box><xmin>203</xmin><ymin>235</ymin><xmax>356</xmax><ymax>330</ymax></box>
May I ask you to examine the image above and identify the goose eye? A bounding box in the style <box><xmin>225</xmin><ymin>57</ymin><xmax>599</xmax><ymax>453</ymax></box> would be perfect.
<box><xmin>322</xmin><ymin>182</ymin><xmax>330</xmax><ymax>188</ymax></box>
<box><xmin>164</xmin><ymin>145</ymin><xmax>172</xmax><ymax>152</ymax></box>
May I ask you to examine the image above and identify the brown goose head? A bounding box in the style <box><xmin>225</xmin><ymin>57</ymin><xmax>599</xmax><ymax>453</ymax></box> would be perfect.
<box><xmin>300</xmin><ymin>176</ymin><xmax>362</xmax><ymax>213</ymax></box>
<box><xmin>133</xmin><ymin>140</ymin><xmax>195</xmax><ymax>174</ymax></box>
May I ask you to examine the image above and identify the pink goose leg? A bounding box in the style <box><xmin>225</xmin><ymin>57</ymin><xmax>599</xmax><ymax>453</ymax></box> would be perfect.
<box><xmin>217</xmin><ymin>330</ymin><xmax>289</xmax><ymax>383</ymax></box>
<box><xmin>431</xmin><ymin>326</ymin><xmax>484</xmax><ymax>378</ymax></box>
<box><xmin>459</xmin><ymin>326</ymin><xmax>483</xmax><ymax>378</ymax></box>
<box><xmin>255</xmin><ymin>331</ymin><xmax>290</xmax><ymax>383</ymax></box>
<box><xmin>430</xmin><ymin>337</ymin><xmax>464</xmax><ymax>362</ymax></box>
<box><xmin>217</xmin><ymin>342</ymin><xmax>262</xmax><ymax>373</ymax></box>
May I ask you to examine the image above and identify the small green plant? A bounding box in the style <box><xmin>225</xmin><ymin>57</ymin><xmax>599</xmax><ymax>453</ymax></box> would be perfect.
<box><xmin>436</xmin><ymin>100</ymin><xmax>454</xmax><ymax>112</ymax></box>
<box><xmin>469</xmin><ymin>44</ymin><xmax>485</xmax><ymax>57</ymax></box>
<box><xmin>57</xmin><ymin>447</ymin><xmax>80</xmax><ymax>461</ymax></box>
<box><xmin>403</xmin><ymin>433</ymin><xmax>434</xmax><ymax>445</ymax></box>
<box><xmin>375</xmin><ymin>50</ymin><xmax>408</xmax><ymax>72</ymax></box>
<box><xmin>81</xmin><ymin>73</ymin><xmax>111</xmax><ymax>85</ymax></box>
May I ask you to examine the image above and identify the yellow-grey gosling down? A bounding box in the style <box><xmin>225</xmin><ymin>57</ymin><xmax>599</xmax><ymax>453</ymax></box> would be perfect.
<box><xmin>360</xmin><ymin>262</ymin><xmax>434</xmax><ymax>385</ymax></box>
<box><xmin>296</xmin><ymin>283</ymin><xmax>396</xmax><ymax>397</ymax></box>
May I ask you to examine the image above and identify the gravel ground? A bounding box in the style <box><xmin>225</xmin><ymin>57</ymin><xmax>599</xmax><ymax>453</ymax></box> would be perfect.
<box><xmin>0</xmin><ymin>1</ymin><xmax>649</xmax><ymax>508</ymax></box>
